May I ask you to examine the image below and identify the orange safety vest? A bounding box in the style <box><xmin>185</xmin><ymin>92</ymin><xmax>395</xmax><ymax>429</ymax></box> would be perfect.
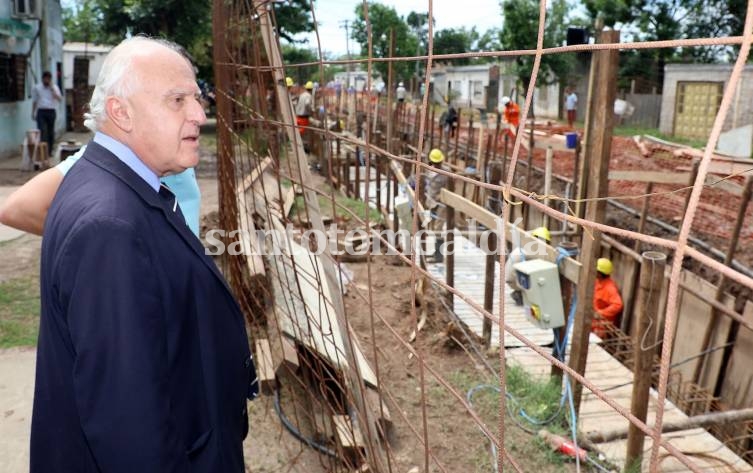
<box><xmin>592</xmin><ymin>276</ymin><xmax>623</xmax><ymax>338</ymax></box>
<box><xmin>504</xmin><ymin>102</ymin><xmax>520</xmax><ymax>128</ymax></box>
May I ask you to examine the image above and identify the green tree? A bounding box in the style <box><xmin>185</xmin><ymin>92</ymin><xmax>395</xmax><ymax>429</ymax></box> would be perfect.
<box><xmin>351</xmin><ymin>3</ymin><xmax>418</xmax><ymax>82</ymax></box>
<box><xmin>499</xmin><ymin>0</ymin><xmax>574</xmax><ymax>98</ymax></box>
<box><xmin>282</xmin><ymin>45</ymin><xmax>320</xmax><ymax>85</ymax></box>
<box><xmin>273</xmin><ymin>0</ymin><xmax>317</xmax><ymax>43</ymax></box>
<box><xmin>62</xmin><ymin>0</ymin><xmax>109</xmax><ymax>44</ymax></box>
<box><xmin>433</xmin><ymin>27</ymin><xmax>479</xmax><ymax>65</ymax></box>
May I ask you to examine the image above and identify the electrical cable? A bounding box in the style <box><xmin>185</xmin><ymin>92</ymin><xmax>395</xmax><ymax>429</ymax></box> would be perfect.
<box><xmin>273</xmin><ymin>388</ymin><xmax>339</xmax><ymax>458</ymax></box>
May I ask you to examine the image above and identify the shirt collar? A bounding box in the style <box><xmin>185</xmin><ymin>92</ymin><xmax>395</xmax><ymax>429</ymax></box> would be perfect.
<box><xmin>93</xmin><ymin>132</ymin><xmax>160</xmax><ymax>192</ymax></box>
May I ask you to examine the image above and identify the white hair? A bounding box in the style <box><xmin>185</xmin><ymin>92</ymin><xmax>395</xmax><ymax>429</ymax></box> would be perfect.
<box><xmin>84</xmin><ymin>36</ymin><xmax>192</xmax><ymax>132</ymax></box>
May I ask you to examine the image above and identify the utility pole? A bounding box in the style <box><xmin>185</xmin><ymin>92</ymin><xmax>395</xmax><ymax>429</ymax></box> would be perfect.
<box><xmin>339</xmin><ymin>20</ymin><xmax>351</xmax><ymax>80</ymax></box>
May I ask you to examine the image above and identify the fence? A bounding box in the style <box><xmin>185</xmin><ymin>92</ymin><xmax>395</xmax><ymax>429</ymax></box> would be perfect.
<box><xmin>211</xmin><ymin>1</ymin><xmax>753</xmax><ymax>471</ymax></box>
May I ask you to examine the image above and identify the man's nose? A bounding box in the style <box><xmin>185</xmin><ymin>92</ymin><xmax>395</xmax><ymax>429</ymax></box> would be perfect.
<box><xmin>189</xmin><ymin>97</ymin><xmax>207</xmax><ymax>125</ymax></box>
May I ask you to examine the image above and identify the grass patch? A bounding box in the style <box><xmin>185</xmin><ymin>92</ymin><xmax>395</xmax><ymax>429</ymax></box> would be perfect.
<box><xmin>0</xmin><ymin>276</ymin><xmax>40</xmax><ymax>348</ymax></box>
<box><xmin>613</xmin><ymin>124</ymin><xmax>708</xmax><ymax>149</ymax></box>
<box><xmin>291</xmin><ymin>193</ymin><xmax>383</xmax><ymax>224</ymax></box>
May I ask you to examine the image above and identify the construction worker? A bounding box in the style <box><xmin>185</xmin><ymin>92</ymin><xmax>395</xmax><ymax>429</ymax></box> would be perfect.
<box><xmin>295</xmin><ymin>80</ymin><xmax>314</xmax><ymax>153</ymax></box>
<box><xmin>505</xmin><ymin>226</ymin><xmax>551</xmax><ymax>305</ymax></box>
<box><xmin>295</xmin><ymin>81</ymin><xmax>313</xmax><ymax>132</ymax></box>
<box><xmin>592</xmin><ymin>257</ymin><xmax>623</xmax><ymax>338</ymax></box>
<box><xmin>500</xmin><ymin>96</ymin><xmax>520</xmax><ymax>140</ymax></box>
<box><xmin>407</xmin><ymin>148</ymin><xmax>447</xmax><ymax>261</ymax></box>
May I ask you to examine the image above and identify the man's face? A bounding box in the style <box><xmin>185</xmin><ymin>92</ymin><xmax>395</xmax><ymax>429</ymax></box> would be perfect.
<box><xmin>42</xmin><ymin>75</ymin><xmax>51</xmax><ymax>86</ymax></box>
<box><xmin>125</xmin><ymin>49</ymin><xmax>207</xmax><ymax>176</ymax></box>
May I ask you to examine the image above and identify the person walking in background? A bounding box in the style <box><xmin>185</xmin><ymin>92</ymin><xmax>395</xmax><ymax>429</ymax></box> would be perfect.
<box><xmin>396</xmin><ymin>81</ymin><xmax>407</xmax><ymax>103</ymax></box>
<box><xmin>566</xmin><ymin>87</ymin><xmax>578</xmax><ymax>129</ymax></box>
<box><xmin>32</xmin><ymin>71</ymin><xmax>62</xmax><ymax>159</ymax></box>
<box><xmin>31</xmin><ymin>36</ymin><xmax>256</xmax><ymax>473</ymax></box>
<box><xmin>445</xmin><ymin>104</ymin><xmax>459</xmax><ymax>138</ymax></box>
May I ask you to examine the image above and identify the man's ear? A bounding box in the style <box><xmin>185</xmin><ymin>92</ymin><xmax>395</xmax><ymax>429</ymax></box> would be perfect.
<box><xmin>105</xmin><ymin>96</ymin><xmax>133</xmax><ymax>132</ymax></box>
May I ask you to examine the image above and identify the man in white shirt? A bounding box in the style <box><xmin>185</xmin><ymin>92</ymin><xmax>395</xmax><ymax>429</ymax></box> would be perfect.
<box><xmin>32</xmin><ymin>71</ymin><xmax>62</xmax><ymax>158</ymax></box>
<box><xmin>565</xmin><ymin>88</ymin><xmax>578</xmax><ymax>128</ymax></box>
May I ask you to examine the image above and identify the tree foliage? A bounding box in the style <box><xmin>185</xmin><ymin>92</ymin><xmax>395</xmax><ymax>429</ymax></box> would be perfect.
<box><xmin>499</xmin><ymin>0</ymin><xmax>574</xmax><ymax>95</ymax></box>
<box><xmin>282</xmin><ymin>45</ymin><xmax>321</xmax><ymax>85</ymax></box>
<box><xmin>433</xmin><ymin>27</ymin><xmax>479</xmax><ymax>65</ymax></box>
<box><xmin>351</xmin><ymin>3</ymin><xmax>418</xmax><ymax>82</ymax></box>
<box><xmin>273</xmin><ymin>0</ymin><xmax>316</xmax><ymax>43</ymax></box>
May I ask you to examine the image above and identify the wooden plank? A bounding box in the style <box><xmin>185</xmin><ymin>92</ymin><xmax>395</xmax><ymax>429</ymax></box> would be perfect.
<box><xmin>608</xmin><ymin>170</ymin><xmax>691</xmax><ymax>185</ymax></box>
<box><xmin>365</xmin><ymin>387</ymin><xmax>392</xmax><ymax>434</ymax></box>
<box><xmin>254</xmin><ymin>339</ymin><xmax>275</xmax><ymax>395</ymax></box>
<box><xmin>333</xmin><ymin>414</ymin><xmax>366</xmax><ymax>451</ymax></box>
<box><xmin>438</xmin><ymin>189</ymin><xmax>582</xmax><ymax>283</ymax></box>
<box><xmin>426</xmin><ymin>234</ymin><xmax>553</xmax><ymax>348</ymax></box>
<box><xmin>275</xmin><ymin>336</ymin><xmax>299</xmax><ymax>379</ymax></box>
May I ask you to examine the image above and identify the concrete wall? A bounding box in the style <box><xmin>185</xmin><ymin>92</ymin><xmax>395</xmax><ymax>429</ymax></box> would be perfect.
<box><xmin>660</xmin><ymin>64</ymin><xmax>753</xmax><ymax>135</ymax></box>
<box><xmin>62</xmin><ymin>43</ymin><xmax>110</xmax><ymax>90</ymax></box>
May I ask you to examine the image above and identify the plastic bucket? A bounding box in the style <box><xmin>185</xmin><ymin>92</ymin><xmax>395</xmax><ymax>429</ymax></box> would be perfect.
<box><xmin>565</xmin><ymin>132</ymin><xmax>578</xmax><ymax>149</ymax></box>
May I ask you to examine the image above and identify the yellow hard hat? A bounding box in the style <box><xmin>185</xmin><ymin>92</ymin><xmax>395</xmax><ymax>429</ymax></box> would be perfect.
<box><xmin>530</xmin><ymin>226</ymin><xmax>551</xmax><ymax>242</ymax></box>
<box><xmin>428</xmin><ymin>148</ymin><xmax>444</xmax><ymax>163</ymax></box>
<box><xmin>596</xmin><ymin>257</ymin><xmax>613</xmax><ymax>276</ymax></box>
<box><xmin>285</xmin><ymin>77</ymin><xmax>294</xmax><ymax>87</ymax></box>
<box><xmin>305</xmin><ymin>81</ymin><xmax>314</xmax><ymax>90</ymax></box>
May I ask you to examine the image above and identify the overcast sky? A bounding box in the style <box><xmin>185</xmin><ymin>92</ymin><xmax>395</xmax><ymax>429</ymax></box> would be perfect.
<box><xmin>295</xmin><ymin>0</ymin><xmax>505</xmax><ymax>57</ymax></box>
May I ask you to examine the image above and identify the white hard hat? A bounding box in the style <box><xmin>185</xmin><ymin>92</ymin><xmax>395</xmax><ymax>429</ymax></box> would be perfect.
<box><xmin>501</xmin><ymin>96</ymin><xmax>511</xmax><ymax>105</ymax></box>
<box><xmin>398</xmin><ymin>82</ymin><xmax>404</xmax><ymax>87</ymax></box>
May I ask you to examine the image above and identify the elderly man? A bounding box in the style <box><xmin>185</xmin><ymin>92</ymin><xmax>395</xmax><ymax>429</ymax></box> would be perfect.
<box><xmin>31</xmin><ymin>37</ymin><xmax>257</xmax><ymax>473</ymax></box>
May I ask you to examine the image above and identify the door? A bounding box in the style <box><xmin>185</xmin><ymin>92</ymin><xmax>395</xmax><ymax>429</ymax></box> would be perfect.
<box><xmin>673</xmin><ymin>81</ymin><xmax>722</xmax><ymax>140</ymax></box>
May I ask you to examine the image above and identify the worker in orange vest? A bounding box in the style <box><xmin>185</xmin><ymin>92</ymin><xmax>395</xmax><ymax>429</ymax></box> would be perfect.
<box><xmin>592</xmin><ymin>257</ymin><xmax>623</xmax><ymax>338</ymax></box>
<box><xmin>500</xmin><ymin>96</ymin><xmax>520</xmax><ymax>140</ymax></box>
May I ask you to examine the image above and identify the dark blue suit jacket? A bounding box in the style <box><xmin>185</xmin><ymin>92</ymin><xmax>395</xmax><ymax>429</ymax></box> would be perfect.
<box><xmin>32</xmin><ymin>141</ymin><xmax>256</xmax><ymax>473</ymax></box>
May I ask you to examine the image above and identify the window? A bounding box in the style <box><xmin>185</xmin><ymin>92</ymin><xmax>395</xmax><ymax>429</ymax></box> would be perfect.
<box><xmin>0</xmin><ymin>53</ymin><xmax>26</xmax><ymax>102</ymax></box>
<box><xmin>472</xmin><ymin>80</ymin><xmax>483</xmax><ymax>99</ymax></box>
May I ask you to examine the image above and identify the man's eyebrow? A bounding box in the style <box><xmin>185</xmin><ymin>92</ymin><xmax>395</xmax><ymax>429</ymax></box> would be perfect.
<box><xmin>164</xmin><ymin>88</ymin><xmax>200</xmax><ymax>97</ymax></box>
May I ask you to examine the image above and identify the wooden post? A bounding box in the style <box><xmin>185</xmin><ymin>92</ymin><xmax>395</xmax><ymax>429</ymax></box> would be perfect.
<box><xmin>693</xmin><ymin>176</ymin><xmax>753</xmax><ymax>386</ymax></box>
<box><xmin>345</xmin><ymin>153</ymin><xmax>352</xmax><ymax>197</ymax></box>
<box><xmin>483</xmin><ymin>232</ymin><xmax>498</xmax><ymax>347</ymax></box>
<box><xmin>542</xmin><ymin>147</ymin><xmax>553</xmax><ymax>229</ymax></box>
<box><xmin>625</xmin><ymin>251</ymin><xmax>667</xmax><ymax>468</ymax></box>
<box><xmin>446</xmin><ymin>176</ymin><xmax>455</xmax><ymax>310</ymax></box>
<box><xmin>454</xmin><ymin>109</ymin><xmax>461</xmax><ymax>166</ymax></box>
<box><xmin>683</xmin><ymin>159</ymin><xmax>700</xmax><ymax>214</ymax></box>
<box><xmin>375</xmin><ymin>156</ymin><xmax>382</xmax><ymax>213</ymax></box>
<box><xmin>355</xmin><ymin>155</ymin><xmax>361</xmax><ymax>201</ymax></box>
<box><xmin>392</xmin><ymin>172</ymin><xmax>399</xmax><ymax>233</ymax></box>
<box><xmin>386</xmin><ymin>29</ymin><xmax>395</xmax><ymax>156</ymax></box>
<box><xmin>633</xmin><ymin>182</ymin><xmax>653</xmax><ymax>252</ymax></box>
<box><xmin>429</xmin><ymin>105</ymin><xmax>436</xmax><ymax>150</ymax></box>
<box><xmin>567</xmin><ymin>29</ymin><xmax>620</xmax><ymax>416</ymax></box>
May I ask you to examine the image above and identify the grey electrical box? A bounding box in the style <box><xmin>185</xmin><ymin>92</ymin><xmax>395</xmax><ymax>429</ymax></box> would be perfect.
<box><xmin>513</xmin><ymin>259</ymin><xmax>565</xmax><ymax>329</ymax></box>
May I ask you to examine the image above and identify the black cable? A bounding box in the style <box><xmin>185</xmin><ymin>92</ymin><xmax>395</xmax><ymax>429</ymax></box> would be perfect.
<box><xmin>273</xmin><ymin>388</ymin><xmax>339</xmax><ymax>458</ymax></box>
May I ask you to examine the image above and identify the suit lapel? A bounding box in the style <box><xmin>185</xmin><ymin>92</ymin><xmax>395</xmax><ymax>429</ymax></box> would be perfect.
<box><xmin>83</xmin><ymin>142</ymin><xmax>237</xmax><ymax>299</ymax></box>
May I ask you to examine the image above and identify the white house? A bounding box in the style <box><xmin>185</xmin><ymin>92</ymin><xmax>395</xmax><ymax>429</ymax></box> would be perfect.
<box><xmin>0</xmin><ymin>0</ymin><xmax>64</xmax><ymax>159</ymax></box>
<box><xmin>333</xmin><ymin>69</ymin><xmax>384</xmax><ymax>92</ymax></box>
<box><xmin>62</xmin><ymin>42</ymin><xmax>111</xmax><ymax>89</ymax></box>
<box><xmin>430</xmin><ymin>62</ymin><xmax>560</xmax><ymax>118</ymax></box>
<box><xmin>63</xmin><ymin>42</ymin><xmax>112</xmax><ymax>130</ymax></box>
